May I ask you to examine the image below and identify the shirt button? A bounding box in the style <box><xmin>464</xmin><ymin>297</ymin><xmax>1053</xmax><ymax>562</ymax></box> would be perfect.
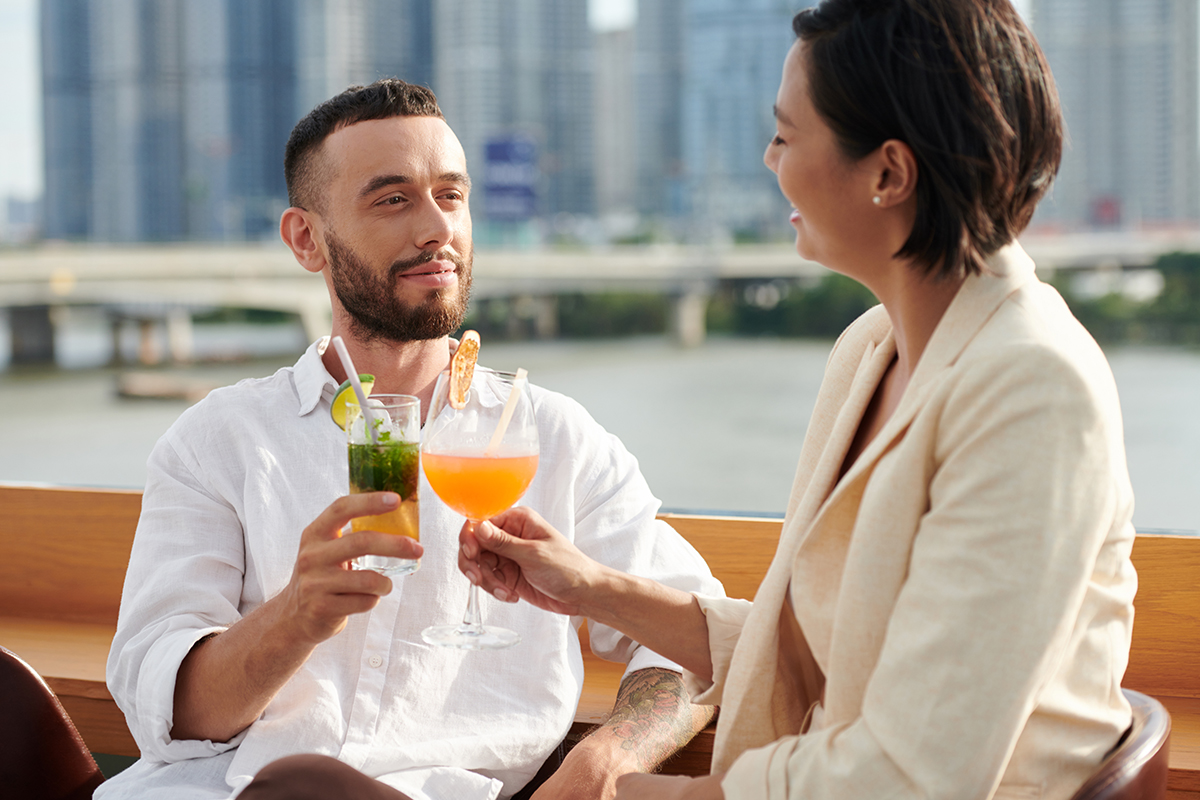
<box><xmin>368</xmin><ymin>655</ymin><xmax>383</xmax><ymax>668</ymax></box>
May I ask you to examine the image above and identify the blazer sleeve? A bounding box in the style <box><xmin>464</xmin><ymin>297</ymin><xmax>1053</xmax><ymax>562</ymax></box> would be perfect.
<box><xmin>722</xmin><ymin>341</ymin><xmax>1133</xmax><ymax>800</ymax></box>
<box><xmin>685</xmin><ymin>595</ymin><xmax>755</xmax><ymax>703</ymax></box>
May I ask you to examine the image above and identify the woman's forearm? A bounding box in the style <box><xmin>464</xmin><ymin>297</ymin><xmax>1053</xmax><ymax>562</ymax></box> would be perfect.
<box><xmin>465</xmin><ymin>510</ymin><xmax>717</xmax><ymax>680</ymax></box>
<box><xmin>583</xmin><ymin>568</ymin><xmax>715</xmax><ymax>682</ymax></box>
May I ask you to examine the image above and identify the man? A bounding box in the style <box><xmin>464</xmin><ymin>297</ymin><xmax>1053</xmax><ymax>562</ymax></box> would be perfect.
<box><xmin>98</xmin><ymin>79</ymin><xmax>721</xmax><ymax>800</ymax></box>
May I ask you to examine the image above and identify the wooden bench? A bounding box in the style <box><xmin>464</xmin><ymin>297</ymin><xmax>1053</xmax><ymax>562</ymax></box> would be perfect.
<box><xmin>0</xmin><ymin>484</ymin><xmax>1196</xmax><ymax>796</ymax></box>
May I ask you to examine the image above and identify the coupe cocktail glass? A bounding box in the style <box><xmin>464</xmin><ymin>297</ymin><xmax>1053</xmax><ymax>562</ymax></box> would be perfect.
<box><xmin>421</xmin><ymin>368</ymin><xmax>539</xmax><ymax>649</ymax></box>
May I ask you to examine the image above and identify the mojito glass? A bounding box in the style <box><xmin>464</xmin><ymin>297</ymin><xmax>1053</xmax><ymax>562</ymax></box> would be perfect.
<box><xmin>346</xmin><ymin>394</ymin><xmax>421</xmax><ymax>576</ymax></box>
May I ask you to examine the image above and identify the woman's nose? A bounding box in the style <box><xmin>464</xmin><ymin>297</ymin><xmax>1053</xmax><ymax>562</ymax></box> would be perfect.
<box><xmin>763</xmin><ymin>141</ymin><xmax>780</xmax><ymax>174</ymax></box>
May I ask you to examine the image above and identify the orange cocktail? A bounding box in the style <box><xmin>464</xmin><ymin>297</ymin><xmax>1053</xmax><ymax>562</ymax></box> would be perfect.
<box><xmin>421</xmin><ymin>452</ymin><xmax>539</xmax><ymax>521</ymax></box>
<box><xmin>419</xmin><ymin>358</ymin><xmax>538</xmax><ymax>650</ymax></box>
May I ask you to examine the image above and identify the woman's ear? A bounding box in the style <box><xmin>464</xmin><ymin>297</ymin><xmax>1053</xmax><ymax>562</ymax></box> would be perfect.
<box><xmin>869</xmin><ymin>139</ymin><xmax>919</xmax><ymax>209</ymax></box>
<box><xmin>280</xmin><ymin>207</ymin><xmax>327</xmax><ymax>275</ymax></box>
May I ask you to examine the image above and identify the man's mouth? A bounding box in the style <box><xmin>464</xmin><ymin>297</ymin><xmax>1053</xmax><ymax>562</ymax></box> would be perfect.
<box><xmin>397</xmin><ymin>256</ymin><xmax>460</xmax><ymax>288</ymax></box>
<box><xmin>403</xmin><ymin>260</ymin><xmax>456</xmax><ymax>277</ymax></box>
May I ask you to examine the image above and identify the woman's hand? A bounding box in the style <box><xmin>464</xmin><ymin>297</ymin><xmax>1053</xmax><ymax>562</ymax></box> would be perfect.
<box><xmin>614</xmin><ymin>773</ymin><xmax>725</xmax><ymax>799</ymax></box>
<box><xmin>458</xmin><ymin>506</ymin><xmax>607</xmax><ymax>617</ymax></box>
<box><xmin>463</xmin><ymin>508</ymin><xmax>716</xmax><ymax>680</ymax></box>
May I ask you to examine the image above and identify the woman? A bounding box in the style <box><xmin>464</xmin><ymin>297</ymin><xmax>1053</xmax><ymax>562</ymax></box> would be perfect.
<box><xmin>461</xmin><ymin>1</ymin><xmax>1138</xmax><ymax>798</ymax></box>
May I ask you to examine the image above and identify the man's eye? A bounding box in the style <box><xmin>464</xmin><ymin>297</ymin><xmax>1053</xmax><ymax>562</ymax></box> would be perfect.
<box><xmin>386</xmin><ymin>196</ymin><xmax>404</xmax><ymax>205</ymax></box>
<box><xmin>772</xmin><ymin>135</ymin><xmax>785</xmax><ymax>146</ymax></box>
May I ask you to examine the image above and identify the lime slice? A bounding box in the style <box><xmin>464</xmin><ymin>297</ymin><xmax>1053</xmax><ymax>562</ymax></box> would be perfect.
<box><xmin>331</xmin><ymin>374</ymin><xmax>375</xmax><ymax>430</ymax></box>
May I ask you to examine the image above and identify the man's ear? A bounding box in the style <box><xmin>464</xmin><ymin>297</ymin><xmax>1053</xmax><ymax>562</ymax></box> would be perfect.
<box><xmin>280</xmin><ymin>207</ymin><xmax>327</xmax><ymax>275</ymax></box>
<box><xmin>869</xmin><ymin>139</ymin><xmax>918</xmax><ymax>209</ymax></box>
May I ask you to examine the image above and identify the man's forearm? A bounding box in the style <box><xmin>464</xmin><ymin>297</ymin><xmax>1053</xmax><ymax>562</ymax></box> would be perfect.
<box><xmin>531</xmin><ymin>667</ymin><xmax>714</xmax><ymax>799</ymax></box>
<box><xmin>171</xmin><ymin>596</ymin><xmax>314</xmax><ymax>742</ymax></box>
<box><xmin>591</xmin><ymin>666</ymin><xmax>715</xmax><ymax>772</ymax></box>
<box><xmin>171</xmin><ymin>493</ymin><xmax>411</xmax><ymax>742</ymax></box>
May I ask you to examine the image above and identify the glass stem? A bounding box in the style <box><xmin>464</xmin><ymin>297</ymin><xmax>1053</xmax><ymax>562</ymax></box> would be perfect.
<box><xmin>460</xmin><ymin>519</ymin><xmax>485</xmax><ymax>635</ymax></box>
<box><xmin>461</xmin><ymin>584</ymin><xmax>485</xmax><ymax>634</ymax></box>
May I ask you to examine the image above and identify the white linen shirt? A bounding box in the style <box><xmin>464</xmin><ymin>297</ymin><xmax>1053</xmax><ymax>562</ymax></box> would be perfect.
<box><xmin>100</xmin><ymin>337</ymin><xmax>722</xmax><ymax>800</ymax></box>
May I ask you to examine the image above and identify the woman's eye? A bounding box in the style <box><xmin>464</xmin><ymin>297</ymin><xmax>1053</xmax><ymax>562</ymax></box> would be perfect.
<box><xmin>772</xmin><ymin>134</ymin><xmax>785</xmax><ymax>146</ymax></box>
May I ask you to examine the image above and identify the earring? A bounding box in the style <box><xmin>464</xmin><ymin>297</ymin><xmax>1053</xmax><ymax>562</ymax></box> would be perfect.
<box><xmin>872</xmin><ymin>196</ymin><xmax>882</xmax><ymax>206</ymax></box>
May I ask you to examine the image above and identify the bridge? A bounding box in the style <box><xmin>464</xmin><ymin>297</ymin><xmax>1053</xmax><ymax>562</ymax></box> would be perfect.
<box><xmin>1</xmin><ymin>229</ymin><xmax>1198</xmax><ymax>363</ymax></box>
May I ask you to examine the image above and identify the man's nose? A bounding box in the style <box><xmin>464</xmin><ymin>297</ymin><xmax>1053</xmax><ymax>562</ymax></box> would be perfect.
<box><xmin>413</xmin><ymin>196</ymin><xmax>455</xmax><ymax>251</ymax></box>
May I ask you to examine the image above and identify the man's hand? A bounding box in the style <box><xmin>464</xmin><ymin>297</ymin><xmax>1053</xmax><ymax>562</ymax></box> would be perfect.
<box><xmin>529</xmin><ymin>668</ymin><xmax>717</xmax><ymax>800</ymax></box>
<box><xmin>279</xmin><ymin>492</ymin><xmax>424</xmax><ymax>644</ymax></box>
<box><xmin>527</xmin><ymin>740</ymin><xmax>630</xmax><ymax>800</ymax></box>
<box><xmin>458</xmin><ymin>507</ymin><xmax>606</xmax><ymax>616</ymax></box>
<box><xmin>613</xmin><ymin>773</ymin><xmax>725</xmax><ymax>800</ymax></box>
<box><xmin>172</xmin><ymin>492</ymin><xmax>421</xmax><ymax>742</ymax></box>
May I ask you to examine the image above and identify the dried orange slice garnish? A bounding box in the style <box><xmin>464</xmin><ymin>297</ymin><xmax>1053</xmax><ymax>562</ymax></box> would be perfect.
<box><xmin>449</xmin><ymin>330</ymin><xmax>480</xmax><ymax>409</ymax></box>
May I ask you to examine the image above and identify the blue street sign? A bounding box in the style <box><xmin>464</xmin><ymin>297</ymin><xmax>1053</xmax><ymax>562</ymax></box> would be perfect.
<box><xmin>484</xmin><ymin>136</ymin><xmax>537</xmax><ymax>221</ymax></box>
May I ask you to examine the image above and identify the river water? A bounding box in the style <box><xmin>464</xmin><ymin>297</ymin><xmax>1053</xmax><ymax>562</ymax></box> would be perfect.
<box><xmin>1</xmin><ymin>312</ymin><xmax>1197</xmax><ymax>533</ymax></box>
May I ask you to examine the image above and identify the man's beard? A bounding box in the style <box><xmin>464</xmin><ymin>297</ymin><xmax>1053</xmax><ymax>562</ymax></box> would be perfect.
<box><xmin>327</xmin><ymin>231</ymin><xmax>473</xmax><ymax>343</ymax></box>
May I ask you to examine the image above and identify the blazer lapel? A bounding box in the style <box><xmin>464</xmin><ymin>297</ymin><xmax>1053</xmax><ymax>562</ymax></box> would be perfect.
<box><xmin>708</xmin><ymin>311</ymin><xmax>893</xmax><ymax>771</ymax></box>
<box><xmin>792</xmin><ymin>242</ymin><xmax>1040</xmax><ymax>659</ymax></box>
<box><xmin>806</xmin><ymin>242</ymin><xmax>1039</xmax><ymax>534</ymax></box>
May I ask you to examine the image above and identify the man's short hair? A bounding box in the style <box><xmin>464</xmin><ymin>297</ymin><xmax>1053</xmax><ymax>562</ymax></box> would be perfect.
<box><xmin>284</xmin><ymin>79</ymin><xmax>444</xmax><ymax>212</ymax></box>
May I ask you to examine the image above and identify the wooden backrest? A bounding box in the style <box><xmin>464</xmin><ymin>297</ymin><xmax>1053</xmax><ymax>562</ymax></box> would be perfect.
<box><xmin>1</xmin><ymin>486</ymin><xmax>1196</xmax><ymax>702</ymax></box>
<box><xmin>657</xmin><ymin>513</ymin><xmax>781</xmax><ymax>601</ymax></box>
<box><xmin>660</xmin><ymin>514</ymin><xmax>1200</xmax><ymax>701</ymax></box>
<box><xmin>0</xmin><ymin>485</ymin><xmax>140</xmax><ymax>625</ymax></box>
<box><xmin>1124</xmin><ymin>534</ymin><xmax>1200</xmax><ymax>699</ymax></box>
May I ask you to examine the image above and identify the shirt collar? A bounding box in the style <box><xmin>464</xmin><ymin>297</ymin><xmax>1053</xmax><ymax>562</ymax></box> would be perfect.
<box><xmin>293</xmin><ymin>335</ymin><xmax>463</xmax><ymax>418</ymax></box>
<box><xmin>295</xmin><ymin>336</ymin><xmax>338</xmax><ymax>417</ymax></box>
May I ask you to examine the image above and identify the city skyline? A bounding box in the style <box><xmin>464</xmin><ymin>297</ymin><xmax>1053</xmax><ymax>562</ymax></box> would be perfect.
<box><xmin>0</xmin><ymin>0</ymin><xmax>640</xmax><ymax>203</ymax></box>
<box><xmin>17</xmin><ymin>0</ymin><xmax>1196</xmax><ymax>247</ymax></box>
<box><xmin>1</xmin><ymin>0</ymin><xmax>1036</xmax><ymax>205</ymax></box>
<box><xmin>36</xmin><ymin>0</ymin><xmax>803</xmax><ymax>242</ymax></box>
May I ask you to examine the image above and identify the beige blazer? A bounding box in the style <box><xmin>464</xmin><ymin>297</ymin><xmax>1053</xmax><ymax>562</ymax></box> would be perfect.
<box><xmin>688</xmin><ymin>243</ymin><xmax>1137</xmax><ymax>800</ymax></box>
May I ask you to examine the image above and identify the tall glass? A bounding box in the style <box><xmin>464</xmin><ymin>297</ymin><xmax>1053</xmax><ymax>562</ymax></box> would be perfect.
<box><xmin>346</xmin><ymin>394</ymin><xmax>421</xmax><ymax>576</ymax></box>
<box><xmin>421</xmin><ymin>368</ymin><xmax>539</xmax><ymax>649</ymax></box>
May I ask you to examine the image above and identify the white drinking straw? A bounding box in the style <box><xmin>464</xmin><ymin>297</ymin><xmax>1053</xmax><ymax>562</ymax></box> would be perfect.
<box><xmin>484</xmin><ymin>368</ymin><xmax>527</xmax><ymax>456</ymax></box>
<box><xmin>331</xmin><ymin>335</ymin><xmax>377</xmax><ymax>444</ymax></box>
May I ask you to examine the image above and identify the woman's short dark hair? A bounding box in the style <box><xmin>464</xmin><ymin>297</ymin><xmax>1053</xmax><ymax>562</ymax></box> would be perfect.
<box><xmin>284</xmin><ymin>79</ymin><xmax>443</xmax><ymax>212</ymax></box>
<box><xmin>794</xmin><ymin>0</ymin><xmax>1063</xmax><ymax>279</ymax></box>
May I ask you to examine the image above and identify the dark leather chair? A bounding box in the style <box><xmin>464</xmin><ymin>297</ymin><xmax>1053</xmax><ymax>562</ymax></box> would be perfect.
<box><xmin>0</xmin><ymin>645</ymin><xmax>106</xmax><ymax>800</ymax></box>
<box><xmin>1069</xmin><ymin>688</ymin><xmax>1172</xmax><ymax>800</ymax></box>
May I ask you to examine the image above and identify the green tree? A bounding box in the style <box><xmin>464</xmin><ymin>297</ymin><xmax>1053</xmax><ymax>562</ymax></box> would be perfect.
<box><xmin>1143</xmin><ymin>251</ymin><xmax>1200</xmax><ymax>343</ymax></box>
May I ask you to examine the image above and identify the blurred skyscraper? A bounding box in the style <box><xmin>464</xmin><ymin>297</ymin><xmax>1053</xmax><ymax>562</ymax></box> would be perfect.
<box><xmin>41</xmin><ymin>0</ymin><xmax>433</xmax><ymax>242</ymax></box>
<box><xmin>41</xmin><ymin>0</ymin><xmax>93</xmax><ymax>240</ymax></box>
<box><xmin>681</xmin><ymin>0</ymin><xmax>800</xmax><ymax>240</ymax></box>
<box><xmin>632</xmin><ymin>0</ymin><xmax>686</xmax><ymax>223</ymax></box>
<box><xmin>1032</xmin><ymin>0</ymin><xmax>1200</xmax><ymax>229</ymax></box>
<box><xmin>594</xmin><ymin>25</ymin><xmax>637</xmax><ymax>227</ymax></box>
<box><xmin>434</xmin><ymin>0</ymin><xmax>594</xmax><ymax>229</ymax></box>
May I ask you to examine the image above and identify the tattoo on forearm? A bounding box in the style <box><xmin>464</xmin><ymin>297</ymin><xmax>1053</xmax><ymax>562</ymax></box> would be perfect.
<box><xmin>598</xmin><ymin>667</ymin><xmax>717</xmax><ymax>771</ymax></box>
